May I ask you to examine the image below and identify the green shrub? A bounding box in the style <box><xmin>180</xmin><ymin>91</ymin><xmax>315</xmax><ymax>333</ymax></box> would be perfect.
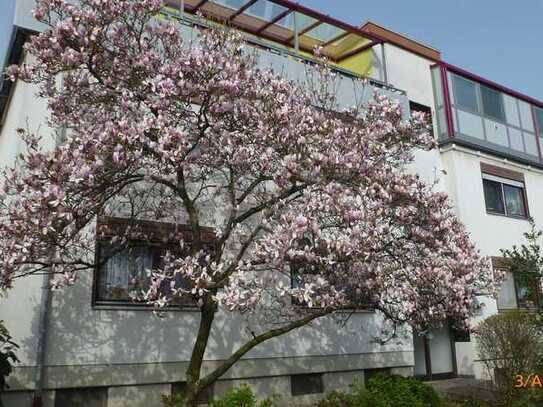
<box><xmin>315</xmin><ymin>376</ymin><xmax>440</xmax><ymax>407</ymax></box>
<box><xmin>210</xmin><ymin>385</ymin><xmax>274</xmax><ymax>407</ymax></box>
<box><xmin>474</xmin><ymin>310</ymin><xmax>543</xmax><ymax>402</ymax></box>
<box><xmin>161</xmin><ymin>393</ymin><xmax>185</xmax><ymax>407</ymax></box>
<box><xmin>316</xmin><ymin>381</ymin><xmax>372</xmax><ymax>407</ymax></box>
<box><xmin>0</xmin><ymin>320</ymin><xmax>19</xmax><ymax>395</ymax></box>
<box><xmin>162</xmin><ymin>384</ymin><xmax>274</xmax><ymax>407</ymax></box>
<box><xmin>366</xmin><ymin>374</ymin><xmax>441</xmax><ymax>407</ymax></box>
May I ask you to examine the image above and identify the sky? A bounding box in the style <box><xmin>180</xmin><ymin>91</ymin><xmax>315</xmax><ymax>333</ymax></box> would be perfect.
<box><xmin>1</xmin><ymin>1</ymin><xmax>542</xmax><ymax>100</ymax></box>
<box><xmin>299</xmin><ymin>0</ymin><xmax>543</xmax><ymax>100</ymax></box>
<box><xmin>0</xmin><ymin>0</ymin><xmax>15</xmax><ymax>68</ymax></box>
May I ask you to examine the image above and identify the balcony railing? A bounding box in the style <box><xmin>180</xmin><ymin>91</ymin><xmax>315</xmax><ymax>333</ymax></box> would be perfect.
<box><xmin>165</xmin><ymin>10</ymin><xmax>409</xmax><ymax>115</ymax></box>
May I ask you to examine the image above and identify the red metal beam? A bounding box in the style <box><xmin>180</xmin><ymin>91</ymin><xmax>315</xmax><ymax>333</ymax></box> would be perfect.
<box><xmin>227</xmin><ymin>0</ymin><xmax>259</xmax><ymax>23</ymax></box>
<box><xmin>285</xmin><ymin>20</ymin><xmax>322</xmax><ymax>44</ymax></box>
<box><xmin>255</xmin><ymin>8</ymin><xmax>292</xmax><ymax>34</ymax></box>
<box><xmin>531</xmin><ymin>105</ymin><xmax>543</xmax><ymax>161</ymax></box>
<box><xmin>192</xmin><ymin>0</ymin><xmax>209</xmax><ymax>12</ymax></box>
<box><xmin>336</xmin><ymin>40</ymin><xmax>379</xmax><ymax>63</ymax></box>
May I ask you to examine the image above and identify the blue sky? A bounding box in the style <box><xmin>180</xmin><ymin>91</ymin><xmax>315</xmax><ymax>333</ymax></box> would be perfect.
<box><xmin>0</xmin><ymin>0</ymin><xmax>15</xmax><ymax>67</ymax></box>
<box><xmin>299</xmin><ymin>0</ymin><xmax>543</xmax><ymax>100</ymax></box>
<box><xmin>1</xmin><ymin>1</ymin><xmax>542</xmax><ymax>100</ymax></box>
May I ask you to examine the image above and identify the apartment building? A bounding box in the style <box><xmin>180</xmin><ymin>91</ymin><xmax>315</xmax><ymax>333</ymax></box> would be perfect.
<box><xmin>0</xmin><ymin>1</ymin><xmax>541</xmax><ymax>406</ymax></box>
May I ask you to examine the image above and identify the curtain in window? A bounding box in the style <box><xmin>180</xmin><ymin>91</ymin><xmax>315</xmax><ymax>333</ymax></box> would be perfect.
<box><xmin>99</xmin><ymin>247</ymin><xmax>153</xmax><ymax>300</ymax></box>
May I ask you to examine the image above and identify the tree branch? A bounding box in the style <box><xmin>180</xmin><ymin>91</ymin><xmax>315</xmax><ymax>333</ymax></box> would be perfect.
<box><xmin>197</xmin><ymin>310</ymin><xmax>330</xmax><ymax>390</ymax></box>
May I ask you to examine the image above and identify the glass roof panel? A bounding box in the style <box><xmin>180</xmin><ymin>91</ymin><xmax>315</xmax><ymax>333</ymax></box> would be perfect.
<box><xmin>276</xmin><ymin>11</ymin><xmax>316</xmax><ymax>31</ymax></box>
<box><xmin>244</xmin><ymin>0</ymin><xmax>288</xmax><ymax>22</ymax></box>
<box><xmin>305</xmin><ymin>23</ymin><xmax>345</xmax><ymax>42</ymax></box>
<box><xmin>275</xmin><ymin>11</ymin><xmax>294</xmax><ymax>30</ymax></box>
<box><xmin>212</xmin><ymin>0</ymin><xmax>247</xmax><ymax>11</ymax></box>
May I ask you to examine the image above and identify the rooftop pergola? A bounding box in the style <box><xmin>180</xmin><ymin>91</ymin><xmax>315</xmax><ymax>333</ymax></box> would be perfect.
<box><xmin>166</xmin><ymin>0</ymin><xmax>386</xmax><ymax>62</ymax></box>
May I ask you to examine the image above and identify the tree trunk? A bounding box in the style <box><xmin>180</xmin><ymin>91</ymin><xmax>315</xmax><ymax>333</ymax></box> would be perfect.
<box><xmin>184</xmin><ymin>297</ymin><xmax>216</xmax><ymax>407</ymax></box>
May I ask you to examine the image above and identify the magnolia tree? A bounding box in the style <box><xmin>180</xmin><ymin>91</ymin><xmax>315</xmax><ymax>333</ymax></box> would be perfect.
<box><xmin>1</xmin><ymin>0</ymin><xmax>496</xmax><ymax>405</ymax></box>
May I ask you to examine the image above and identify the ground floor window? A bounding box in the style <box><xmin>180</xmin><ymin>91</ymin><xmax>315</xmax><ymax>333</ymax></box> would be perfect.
<box><xmin>55</xmin><ymin>387</ymin><xmax>108</xmax><ymax>407</ymax></box>
<box><xmin>291</xmin><ymin>373</ymin><xmax>324</xmax><ymax>396</ymax></box>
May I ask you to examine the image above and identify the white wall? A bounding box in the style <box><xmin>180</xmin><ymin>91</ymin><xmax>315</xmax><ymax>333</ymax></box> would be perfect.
<box><xmin>440</xmin><ymin>145</ymin><xmax>543</xmax><ymax>377</ymax></box>
<box><xmin>0</xmin><ymin>54</ymin><xmax>56</xmax><ymax>367</ymax></box>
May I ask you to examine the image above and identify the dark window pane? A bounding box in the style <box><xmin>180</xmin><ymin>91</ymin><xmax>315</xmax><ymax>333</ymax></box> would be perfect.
<box><xmin>453</xmin><ymin>75</ymin><xmax>478</xmax><ymax>112</ymax></box>
<box><xmin>515</xmin><ymin>274</ymin><xmax>540</xmax><ymax>309</ymax></box>
<box><xmin>451</xmin><ymin>326</ymin><xmax>471</xmax><ymax>342</ymax></box>
<box><xmin>55</xmin><ymin>388</ymin><xmax>107</xmax><ymax>407</ymax></box>
<box><xmin>98</xmin><ymin>246</ymin><xmax>154</xmax><ymax>301</ymax></box>
<box><xmin>291</xmin><ymin>374</ymin><xmax>324</xmax><ymax>396</ymax></box>
<box><xmin>503</xmin><ymin>184</ymin><xmax>526</xmax><ymax>217</ymax></box>
<box><xmin>483</xmin><ymin>179</ymin><xmax>505</xmax><ymax>214</ymax></box>
<box><xmin>481</xmin><ymin>86</ymin><xmax>505</xmax><ymax>121</ymax></box>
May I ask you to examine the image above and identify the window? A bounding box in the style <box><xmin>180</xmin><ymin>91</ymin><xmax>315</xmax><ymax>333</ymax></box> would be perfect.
<box><xmin>94</xmin><ymin>217</ymin><xmax>215</xmax><ymax>306</ymax></box>
<box><xmin>291</xmin><ymin>373</ymin><xmax>324</xmax><ymax>396</ymax></box>
<box><xmin>409</xmin><ymin>101</ymin><xmax>433</xmax><ymax>135</ymax></box>
<box><xmin>481</xmin><ymin>85</ymin><xmax>505</xmax><ymax>121</ymax></box>
<box><xmin>172</xmin><ymin>382</ymin><xmax>213</xmax><ymax>404</ymax></box>
<box><xmin>482</xmin><ymin>173</ymin><xmax>528</xmax><ymax>218</ymax></box>
<box><xmin>453</xmin><ymin>74</ymin><xmax>478</xmax><ymax>112</ymax></box>
<box><xmin>55</xmin><ymin>387</ymin><xmax>108</xmax><ymax>407</ymax></box>
<box><xmin>96</xmin><ymin>244</ymin><xmax>191</xmax><ymax>303</ymax></box>
<box><xmin>515</xmin><ymin>273</ymin><xmax>541</xmax><ymax>309</ymax></box>
<box><xmin>496</xmin><ymin>270</ymin><xmax>518</xmax><ymax>310</ymax></box>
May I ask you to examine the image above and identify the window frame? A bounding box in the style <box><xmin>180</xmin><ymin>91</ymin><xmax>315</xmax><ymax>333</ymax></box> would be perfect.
<box><xmin>92</xmin><ymin>217</ymin><xmax>216</xmax><ymax>310</ymax></box>
<box><xmin>480</xmin><ymin>164</ymin><xmax>529</xmax><ymax>220</ymax></box>
<box><xmin>452</xmin><ymin>74</ymin><xmax>480</xmax><ymax>114</ymax></box>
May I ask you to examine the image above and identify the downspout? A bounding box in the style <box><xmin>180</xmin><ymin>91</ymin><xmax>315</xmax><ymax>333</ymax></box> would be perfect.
<box><xmin>32</xmin><ymin>273</ymin><xmax>52</xmax><ymax>407</ymax></box>
<box><xmin>380</xmin><ymin>42</ymin><xmax>388</xmax><ymax>85</ymax></box>
<box><xmin>32</xmin><ymin>78</ymin><xmax>66</xmax><ymax>407</ymax></box>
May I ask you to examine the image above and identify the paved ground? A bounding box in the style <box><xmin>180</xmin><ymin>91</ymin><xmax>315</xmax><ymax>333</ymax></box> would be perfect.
<box><xmin>427</xmin><ymin>378</ymin><xmax>500</xmax><ymax>403</ymax></box>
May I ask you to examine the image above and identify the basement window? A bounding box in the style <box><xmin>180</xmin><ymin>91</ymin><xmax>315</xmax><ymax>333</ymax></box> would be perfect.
<box><xmin>291</xmin><ymin>373</ymin><xmax>324</xmax><ymax>396</ymax></box>
<box><xmin>55</xmin><ymin>387</ymin><xmax>108</xmax><ymax>407</ymax></box>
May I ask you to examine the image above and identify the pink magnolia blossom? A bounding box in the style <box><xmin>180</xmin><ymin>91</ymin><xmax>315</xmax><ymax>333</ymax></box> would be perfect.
<box><xmin>0</xmin><ymin>0</ymin><xmax>498</xmax><ymax>403</ymax></box>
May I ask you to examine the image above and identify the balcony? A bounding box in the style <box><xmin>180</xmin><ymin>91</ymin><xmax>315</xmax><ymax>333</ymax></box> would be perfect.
<box><xmin>3</xmin><ymin>0</ymin><xmax>410</xmax><ymax>122</ymax></box>
<box><xmin>162</xmin><ymin>1</ymin><xmax>409</xmax><ymax>114</ymax></box>
<box><xmin>432</xmin><ymin>63</ymin><xmax>543</xmax><ymax>167</ymax></box>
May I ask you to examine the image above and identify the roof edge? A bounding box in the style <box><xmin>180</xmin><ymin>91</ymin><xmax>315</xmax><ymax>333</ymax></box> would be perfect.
<box><xmin>360</xmin><ymin>21</ymin><xmax>441</xmax><ymax>61</ymax></box>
